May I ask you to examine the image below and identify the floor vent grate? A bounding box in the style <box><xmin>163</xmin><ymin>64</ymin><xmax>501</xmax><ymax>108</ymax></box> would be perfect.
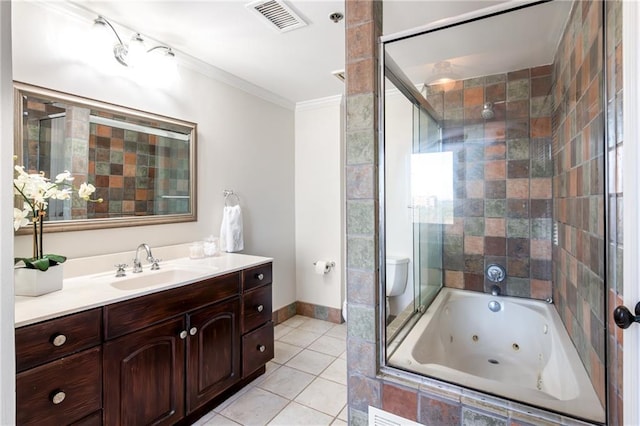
<box><xmin>246</xmin><ymin>0</ymin><xmax>307</xmax><ymax>33</ymax></box>
<box><xmin>368</xmin><ymin>406</ymin><xmax>421</xmax><ymax>426</ymax></box>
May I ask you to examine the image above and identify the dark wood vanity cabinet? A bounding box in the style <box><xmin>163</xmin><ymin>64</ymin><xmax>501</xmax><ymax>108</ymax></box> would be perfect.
<box><xmin>15</xmin><ymin>261</ymin><xmax>273</xmax><ymax>426</ymax></box>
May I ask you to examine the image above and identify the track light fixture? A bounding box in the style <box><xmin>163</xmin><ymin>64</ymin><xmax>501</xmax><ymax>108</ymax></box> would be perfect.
<box><xmin>93</xmin><ymin>16</ymin><xmax>176</xmax><ymax>71</ymax></box>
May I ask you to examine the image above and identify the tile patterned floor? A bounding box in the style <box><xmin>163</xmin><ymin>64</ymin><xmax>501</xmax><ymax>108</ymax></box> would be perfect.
<box><xmin>193</xmin><ymin>316</ymin><xmax>348</xmax><ymax>426</ymax></box>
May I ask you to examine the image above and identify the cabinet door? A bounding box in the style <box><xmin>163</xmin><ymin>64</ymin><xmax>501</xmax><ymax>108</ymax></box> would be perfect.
<box><xmin>186</xmin><ymin>297</ymin><xmax>240</xmax><ymax>413</ymax></box>
<box><xmin>103</xmin><ymin>317</ymin><xmax>186</xmax><ymax>426</ymax></box>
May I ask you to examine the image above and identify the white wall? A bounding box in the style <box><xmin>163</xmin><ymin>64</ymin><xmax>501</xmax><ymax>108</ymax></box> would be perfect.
<box><xmin>10</xmin><ymin>2</ymin><xmax>296</xmax><ymax>311</ymax></box>
<box><xmin>0</xmin><ymin>1</ymin><xmax>15</xmax><ymax>422</ymax></box>
<box><xmin>294</xmin><ymin>96</ymin><xmax>344</xmax><ymax>310</ymax></box>
<box><xmin>384</xmin><ymin>91</ymin><xmax>414</xmax><ymax>316</ymax></box>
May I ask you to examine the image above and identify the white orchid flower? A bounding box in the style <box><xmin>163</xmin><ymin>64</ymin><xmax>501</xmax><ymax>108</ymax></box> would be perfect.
<box><xmin>54</xmin><ymin>170</ymin><xmax>74</xmax><ymax>183</ymax></box>
<box><xmin>78</xmin><ymin>182</ymin><xmax>97</xmax><ymax>200</ymax></box>
<box><xmin>48</xmin><ymin>187</ymin><xmax>72</xmax><ymax>200</ymax></box>
<box><xmin>14</xmin><ymin>165</ymin><xmax>29</xmax><ymax>177</ymax></box>
<box><xmin>13</xmin><ymin>208</ymin><xmax>30</xmax><ymax>231</ymax></box>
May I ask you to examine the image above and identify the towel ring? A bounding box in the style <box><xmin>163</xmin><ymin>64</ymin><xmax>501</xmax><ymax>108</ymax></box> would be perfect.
<box><xmin>223</xmin><ymin>189</ymin><xmax>240</xmax><ymax>207</ymax></box>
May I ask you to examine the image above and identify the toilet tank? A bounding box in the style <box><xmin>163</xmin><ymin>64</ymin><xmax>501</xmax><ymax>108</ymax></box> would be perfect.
<box><xmin>386</xmin><ymin>256</ymin><xmax>409</xmax><ymax>296</ymax></box>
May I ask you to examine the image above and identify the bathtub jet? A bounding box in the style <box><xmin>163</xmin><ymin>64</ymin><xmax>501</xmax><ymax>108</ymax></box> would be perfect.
<box><xmin>487</xmin><ymin>300</ymin><xmax>501</xmax><ymax>312</ymax></box>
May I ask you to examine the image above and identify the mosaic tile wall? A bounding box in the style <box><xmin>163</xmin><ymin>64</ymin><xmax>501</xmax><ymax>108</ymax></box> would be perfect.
<box><xmin>87</xmin><ymin>123</ymin><xmax>190</xmax><ymax>219</ymax></box>
<box><xmin>425</xmin><ymin>67</ymin><xmax>554</xmax><ymax>300</ymax></box>
<box><xmin>551</xmin><ymin>0</ymin><xmax>606</xmax><ymax>407</ymax></box>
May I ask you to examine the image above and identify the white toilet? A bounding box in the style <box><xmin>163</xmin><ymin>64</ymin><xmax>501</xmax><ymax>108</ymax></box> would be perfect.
<box><xmin>342</xmin><ymin>256</ymin><xmax>409</xmax><ymax>322</ymax></box>
<box><xmin>385</xmin><ymin>256</ymin><xmax>409</xmax><ymax>317</ymax></box>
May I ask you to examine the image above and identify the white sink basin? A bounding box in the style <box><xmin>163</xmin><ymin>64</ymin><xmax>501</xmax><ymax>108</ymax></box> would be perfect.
<box><xmin>109</xmin><ymin>266</ymin><xmax>217</xmax><ymax>291</ymax></box>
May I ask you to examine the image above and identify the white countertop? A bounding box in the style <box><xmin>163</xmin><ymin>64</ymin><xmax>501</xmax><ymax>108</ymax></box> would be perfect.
<box><xmin>15</xmin><ymin>251</ymin><xmax>272</xmax><ymax>328</ymax></box>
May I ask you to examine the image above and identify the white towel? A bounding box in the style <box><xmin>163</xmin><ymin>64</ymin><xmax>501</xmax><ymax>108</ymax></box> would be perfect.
<box><xmin>220</xmin><ymin>205</ymin><xmax>244</xmax><ymax>252</ymax></box>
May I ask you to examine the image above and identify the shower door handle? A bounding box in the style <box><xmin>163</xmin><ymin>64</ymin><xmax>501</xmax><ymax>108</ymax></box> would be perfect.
<box><xmin>613</xmin><ymin>302</ymin><xmax>640</xmax><ymax>329</ymax></box>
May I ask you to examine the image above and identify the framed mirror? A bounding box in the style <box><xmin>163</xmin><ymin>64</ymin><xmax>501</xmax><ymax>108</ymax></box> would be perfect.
<box><xmin>13</xmin><ymin>82</ymin><xmax>197</xmax><ymax>232</ymax></box>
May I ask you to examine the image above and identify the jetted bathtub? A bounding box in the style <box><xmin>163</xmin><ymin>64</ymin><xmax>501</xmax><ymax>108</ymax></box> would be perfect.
<box><xmin>388</xmin><ymin>288</ymin><xmax>605</xmax><ymax>423</ymax></box>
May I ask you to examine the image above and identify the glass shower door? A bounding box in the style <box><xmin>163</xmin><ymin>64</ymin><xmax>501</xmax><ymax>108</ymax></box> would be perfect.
<box><xmin>411</xmin><ymin>105</ymin><xmax>447</xmax><ymax>311</ymax></box>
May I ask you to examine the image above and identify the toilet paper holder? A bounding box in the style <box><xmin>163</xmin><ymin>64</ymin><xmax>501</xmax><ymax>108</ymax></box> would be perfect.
<box><xmin>313</xmin><ymin>261</ymin><xmax>336</xmax><ymax>272</ymax></box>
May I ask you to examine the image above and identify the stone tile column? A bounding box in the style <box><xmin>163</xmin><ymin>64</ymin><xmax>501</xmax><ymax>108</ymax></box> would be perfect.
<box><xmin>345</xmin><ymin>1</ymin><xmax>382</xmax><ymax>424</ymax></box>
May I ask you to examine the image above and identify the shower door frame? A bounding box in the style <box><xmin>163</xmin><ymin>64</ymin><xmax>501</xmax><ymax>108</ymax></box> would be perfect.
<box><xmin>622</xmin><ymin>1</ymin><xmax>640</xmax><ymax>424</ymax></box>
<box><xmin>377</xmin><ymin>0</ymin><xmax>616</xmax><ymax>424</ymax></box>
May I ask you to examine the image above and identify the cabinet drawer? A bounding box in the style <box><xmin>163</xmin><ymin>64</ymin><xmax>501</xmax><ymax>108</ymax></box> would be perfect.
<box><xmin>242</xmin><ymin>263</ymin><xmax>272</xmax><ymax>291</ymax></box>
<box><xmin>242</xmin><ymin>284</ymin><xmax>272</xmax><ymax>333</ymax></box>
<box><xmin>15</xmin><ymin>308</ymin><xmax>102</xmax><ymax>372</ymax></box>
<box><xmin>104</xmin><ymin>272</ymin><xmax>240</xmax><ymax>340</ymax></box>
<box><xmin>16</xmin><ymin>346</ymin><xmax>102</xmax><ymax>426</ymax></box>
<box><xmin>242</xmin><ymin>322</ymin><xmax>274</xmax><ymax>377</ymax></box>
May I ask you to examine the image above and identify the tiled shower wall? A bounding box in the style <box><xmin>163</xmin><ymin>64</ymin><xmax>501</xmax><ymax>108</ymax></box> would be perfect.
<box><xmin>551</xmin><ymin>0</ymin><xmax>606</xmax><ymax>407</ymax></box>
<box><xmin>87</xmin><ymin>123</ymin><xmax>190</xmax><ymax>219</ymax></box>
<box><xmin>426</xmin><ymin>67</ymin><xmax>553</xmax><ymax>300</ymax></box>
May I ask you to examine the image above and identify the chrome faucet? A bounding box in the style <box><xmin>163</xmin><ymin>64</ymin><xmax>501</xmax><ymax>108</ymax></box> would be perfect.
<box><xmin>490</xmin><ymin>284</ymin><xmax>501</xmax><ymax>296</ymax></box>
<box><xmin>133</xmin><ymin>243</ymin><xmax>155</xmax><ymax>273</ymax></box>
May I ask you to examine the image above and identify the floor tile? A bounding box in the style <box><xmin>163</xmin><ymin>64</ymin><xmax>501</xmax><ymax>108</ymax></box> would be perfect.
<box><xmin>325</xmin><ymin>323</ymin><xmax>347</xmax><ymax>340</ymax></box>
<box><xmin>267</xmin><ymin>401</ymin><xmax>333</xmax><ymax>426</ymax></box>
<box><xmin>213</xmin><ymin>384</ymin><xmax>253</xmax><ymax>413</ymax></box>
<box><xmin>338</xmin><ymin>405</ymin><xmax>347</xmax><ymax>421</ymax></box>
<box><xmin>258</xmin><ymin>365</ymin><xmax>315</xmax><ymax>399</ymax></box>
<box><xmin>273</xmin><ymin>341</ymin><xmax>303</xmax><ymax>365</ymax></box>
<box><xmin>308</xmin><ymin>335</ymin><xmax>346</xmax><ymax>357</ymax></box>
<box><xmin>191</xmin><ymin>410</ymin><xmax>216</xmax><ymax>425</ymax></box>
<box><xmin>274</xmin><ymin>324</ymin><xmax>294</xmax><ymax>340</ymax></box>
<box><xmin>280</xmin><ymin>315</ymin><xmax>309</xmax><ymax>328</ymax></box>
<box><xmin>294</xmin><ymin>377</ymin><xmax>347</xmax><ymax>417</ymax></box>
<box><xmin>278</xmin><ymin>328</ymin><xmax>322</xmax><ymax>348</ymax></box>
<box><xmin>319</xmin><ymin>357</ymin><xmax>346</xmax><ymax>385</ymax></box>
<box><xmin>219</xmin><ymin>388</ymin><xmax>288</xmax><ymax>426</ymax></box>
<box><xmin>331</xmin><ymin>420</ymin><xmax>348</xmax><ymax>426</ymax></box>
<box><xmin>285</xmin><ymin>349</ymin><xmax>335</xmax><ymax>375</ymax></box>
<box><xmin>297</xmin><ymin>317</ymin><xmax>335</xmax><ymax>334</ymax></box>
<box><xmin>203</xmin><ymin>414</ymin><xmax>242</xmax><ymax>425</ymax></box>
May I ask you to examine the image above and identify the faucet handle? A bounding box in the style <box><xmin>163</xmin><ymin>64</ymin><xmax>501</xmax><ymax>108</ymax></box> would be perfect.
<box><xmin>150</xmin><ymin>258</ymin><xmax>162</xmax><ymax>270</ymax></box>
<box><xmin>114</xmin><ymin>264</ymin><xmax>128</xmax><ymax>277</ymax></box>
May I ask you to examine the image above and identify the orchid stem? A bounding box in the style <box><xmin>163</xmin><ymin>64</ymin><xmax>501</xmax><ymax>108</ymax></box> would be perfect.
<box><xmin>39</xmin><ymin>212</ymin><xmax>44</xmax><ymax>259</ymax></box>
<box><xmin>32</xmin><ymin>217</ymin><xmax>38</xmax><ymax>259</ymax></box>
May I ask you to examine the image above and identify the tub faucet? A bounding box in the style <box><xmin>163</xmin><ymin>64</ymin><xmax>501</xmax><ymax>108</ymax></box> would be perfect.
<box><xmin>133</xmin><ymin>243</ymin><xmax>154</xmax><ymax>273</ymax></box>
<box><xmin>490</xmin><ymin>284</ymin><xmax>501</xmax><ymax>296</ymax></box>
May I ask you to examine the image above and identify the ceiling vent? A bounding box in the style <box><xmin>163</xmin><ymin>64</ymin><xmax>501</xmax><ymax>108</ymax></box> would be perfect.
<box><xmin>246</xmin><ymin>0</ymin><xmax>307</xmax><ymax>33</ymax></box>
<box><xmin>332</xmin><ymin>69</ymin><xmax>345</xmax><ymax>82</ymax></box>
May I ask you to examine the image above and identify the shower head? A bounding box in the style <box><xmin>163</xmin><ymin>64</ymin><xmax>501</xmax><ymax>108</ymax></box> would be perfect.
<box><xmin>481</xmin><ymin>102</ymin><xmax>495</xmax><ymax>120</ymax></box>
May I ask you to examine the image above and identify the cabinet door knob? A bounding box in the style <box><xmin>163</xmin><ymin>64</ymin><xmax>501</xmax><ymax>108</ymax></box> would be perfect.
<box><xmin>189</xmin><ymin>327</ymin><xmax>198</xmax><ymax>336</ymax></box>
<box><xmin>50</xmin><ymin>390</ymin><xmax>66</xmax><ymax>405</ymax></box>
<box><xmin>256</xmin><ymin>273</ymin><xmax>264</xmax><ymax>281</ymax></box>
<box><xmin>179</xmin><ymin>330</ymin><xmax>188</xmax><ymax>339</ymax></box>
<box><xmin>51</xmin><ymin>334</ymin><xmax>67</xmax><ymax>347</ymax></box>
<box><xmin>257</xmin><ymin>304</ymin><xmax>264</xmax><ymax>313</ymax></box>
<box><xmin>258</xmin><ymin>344</ymin><xmax>266</xmax><ymax>353</ymax></box>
